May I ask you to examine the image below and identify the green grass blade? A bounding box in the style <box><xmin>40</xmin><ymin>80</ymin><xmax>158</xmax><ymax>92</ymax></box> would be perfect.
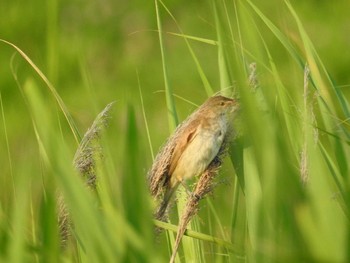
<box><xmin>137</xmin><ymin>72</ymin><xmax>155</xmax><ymax>160</ymax></box>
<box><xmin>245</xmin><ymin>0</ymin><xmax>304</xmax><ymax>68</ymax></box>
<box><xmin>155</xmin><ymin>0</ymin><xmax>178</xmax><ymax>130</ymax></box>
<box><xmin>159</xmin><ymin>0</ymin><xmax>214</xmax><ymax>96</ymax></box>
<box><xmin>0</xmin><ymin>39</ymin><xmax>81</xmax><ymax>143</ymax></box>
<box><xmin>0</xmin><ymin>93</ymin><xmax>15</xmax><ymax>197</ymax></box>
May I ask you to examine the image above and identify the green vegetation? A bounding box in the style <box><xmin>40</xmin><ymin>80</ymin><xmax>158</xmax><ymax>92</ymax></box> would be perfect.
<box><xmin>1</xmin><ymin>0</ymin><xmax>349</xmax><ymax>262</ymax></box>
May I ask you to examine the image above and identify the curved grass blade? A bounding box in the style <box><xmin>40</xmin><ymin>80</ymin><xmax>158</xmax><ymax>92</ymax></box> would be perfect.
<box><xmin>0</xmin><ymin>39</ymin><xmax>81</xmax><ymax>143</ymax></box>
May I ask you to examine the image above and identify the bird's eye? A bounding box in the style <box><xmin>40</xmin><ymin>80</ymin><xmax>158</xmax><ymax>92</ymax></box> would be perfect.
<box><xmin>220</xmin><ymin>101</ymin><xmax>225</xmax><ymax>106</ymax></box>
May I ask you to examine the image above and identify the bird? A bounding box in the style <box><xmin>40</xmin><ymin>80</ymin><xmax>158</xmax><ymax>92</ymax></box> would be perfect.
<box><xmin>148</xmin><ymin>95</ymin><xmax>239</xmax><ymax>221</ymax></box>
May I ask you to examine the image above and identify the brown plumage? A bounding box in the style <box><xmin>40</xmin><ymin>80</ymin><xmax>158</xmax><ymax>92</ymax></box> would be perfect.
<box><xmin>148</xmin><ymin>96</ymin><xmax>239</xmax><ymax>221</ymax></box>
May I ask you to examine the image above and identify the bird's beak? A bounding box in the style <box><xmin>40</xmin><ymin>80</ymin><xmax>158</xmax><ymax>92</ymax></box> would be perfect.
<box><xmin>229</xmin><ymin>99</ymin><xmax>240</xmax><ymax>113</ymax></box>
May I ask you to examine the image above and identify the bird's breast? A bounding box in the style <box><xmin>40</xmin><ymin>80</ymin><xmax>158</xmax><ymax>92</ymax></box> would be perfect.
<box><xmin>172</xmin><ymin>119</ymin><xmax>227</xmax><ymax>182</ymax></box>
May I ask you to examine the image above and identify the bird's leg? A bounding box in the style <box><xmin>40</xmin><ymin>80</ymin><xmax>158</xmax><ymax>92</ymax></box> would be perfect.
<box><xmin>179</xmin><ymin>179</ymin><xmax>191</xmax><ymax>195</ymax></box>
<box><xmin>179</xmin><ymin>180</ymin><xmax>200</xmax><ymax>201</ymax></box>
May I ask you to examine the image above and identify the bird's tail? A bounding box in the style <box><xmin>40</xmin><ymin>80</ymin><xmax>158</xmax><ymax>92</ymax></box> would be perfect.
<box><xmin>155</xmin><ymin>182</ymin><xmax>179</xmax><ymax>222</ymax></box>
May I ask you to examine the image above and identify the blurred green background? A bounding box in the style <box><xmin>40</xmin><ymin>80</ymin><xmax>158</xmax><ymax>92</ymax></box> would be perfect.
<box><xmin>1</xmin><ymin>0</ymin><xmax>349</xmax><ymax>133</ymax></box>
<box><xmin>1</xmin><ymin>0</ymin><xmax>350</xmax><ymax>262</ymax></box>
<box><xmin>1</xmin><ymin>0</ymin><xmax>349</xmax><ymax>194</ymax></box>
<box><xmin>1</xmin><ymin>0</ymin><xmax>349</xmax><ymax>173</ymax></box>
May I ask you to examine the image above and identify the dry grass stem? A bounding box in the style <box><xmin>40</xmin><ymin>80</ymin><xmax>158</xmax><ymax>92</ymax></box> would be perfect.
<box><xmin>147</xmin><ymin>96</ymin><xmax>238</xmax><ymax>260</ymax></box>
<box><xmin>301</xmin><ymin>65</ymin><xmax>310</xmax><ymax>185</ymax></box>
<box><xmin>148</xmin><ymin>103</ymin><xmax>218</xmax><ymax>220</ymax></box>
<box><xmin>58</xmin><ymin>102</ymin><xmax>114</xmax><ymax>247</ymax></box>
<box><xmin>148</xmin><ymin>123</ymin><xmax>186</xmax><ymax>222</ymax></box>
<box><xmin>73</xmin><ymin>102</ymin><xmax>115</xmax><ymax>188</ymax></box>
<box><xmin>169</xmin><ymin>132</ymin><xmax>232</xmax><ymax>263</ymax></box>
<box><xmin>248</xmin><ymin>62</ymin><xmax>259</xmax><ymax>92</ymax></box>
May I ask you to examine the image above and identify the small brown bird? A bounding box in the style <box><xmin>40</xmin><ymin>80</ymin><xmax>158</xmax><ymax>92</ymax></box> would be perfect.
<box><xmin>148</xmin><ymin>95</ymin><xmax>239</xmax><ymax>221</ymax></box>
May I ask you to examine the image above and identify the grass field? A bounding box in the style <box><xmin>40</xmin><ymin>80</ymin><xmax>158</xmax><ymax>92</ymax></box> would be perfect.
<box><xmin>1</xmin><ymin>0</ymin><xmax>349</xmax><ymax>262</ymax></box>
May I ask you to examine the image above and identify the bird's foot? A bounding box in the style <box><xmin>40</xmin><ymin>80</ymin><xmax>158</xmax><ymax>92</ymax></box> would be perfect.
<box><xmin>179</xmin><ymin>180</ymin><xmax>200</xmax><ymax>201</ymax></box>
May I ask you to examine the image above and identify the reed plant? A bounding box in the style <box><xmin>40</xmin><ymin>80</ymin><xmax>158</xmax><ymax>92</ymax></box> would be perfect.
<box><xmin>0</xmin><ymin>0</ymin><xmax>349</xmax><ymax>262</ymax></box>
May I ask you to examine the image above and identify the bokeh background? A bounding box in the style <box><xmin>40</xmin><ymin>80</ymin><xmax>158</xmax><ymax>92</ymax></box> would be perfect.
<box><xmin>1</xmin><ymin>0</ymin><xmax>350</xmax><ymax>262</ymax></box>
<box><xmin>1</xmin><ymin>0</ymin><xmax>349</xmax><ymax>139</ymax></box>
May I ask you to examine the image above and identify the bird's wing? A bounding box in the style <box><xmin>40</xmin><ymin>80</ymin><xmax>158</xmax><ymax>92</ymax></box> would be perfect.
<box><xmin>169</xmin><ymin>120</ymin><xmax>201</xmax><ymax>176</ymax></box>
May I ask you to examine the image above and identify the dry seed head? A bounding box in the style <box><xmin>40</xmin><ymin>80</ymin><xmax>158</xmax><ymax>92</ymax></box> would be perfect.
<box><xmin>58</xmin><ymin>102</ymin><xmax>114</xmax><ymax>247</ymax></box>
<box><xmin>169</xmin><ymin>133</ymin><xmax>231</xmax><ymax>263</ymax></box>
